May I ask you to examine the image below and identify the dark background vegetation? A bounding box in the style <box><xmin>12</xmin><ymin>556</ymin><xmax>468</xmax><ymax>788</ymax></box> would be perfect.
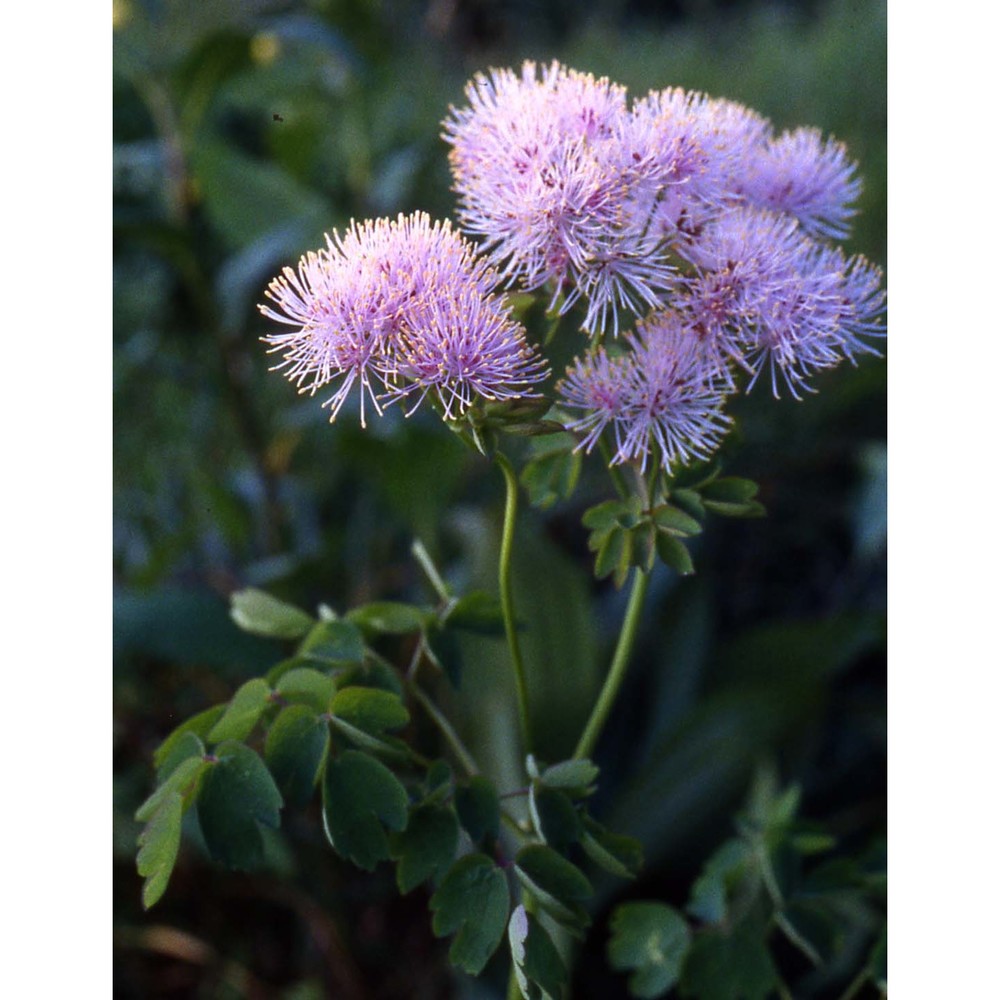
<box><xmin>113</xmin><ymin>0</ymin><xmax>886</xmax><ymax>996</ymax></box>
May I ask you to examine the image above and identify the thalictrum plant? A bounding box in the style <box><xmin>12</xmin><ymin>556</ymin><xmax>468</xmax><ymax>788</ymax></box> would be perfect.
<box><xmin>136</xmin><ymin>61</ymin><xmax>886</xmax><ymax>1000</ymax></box>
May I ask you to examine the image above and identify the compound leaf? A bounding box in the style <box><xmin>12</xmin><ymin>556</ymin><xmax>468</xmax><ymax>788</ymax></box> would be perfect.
<box><xmin>330</xmin><ymin>686</ymin><xmax>410</xmax><ymax>735</ymax></box>
<box><xmin>298</xmin><ymin>619</ymin><xmax>366</xmax><ymax>664</ymax></box>
<box><xmin>581</xmin><ymin>815</ymin><xmax>644</xmax><ymax>879</ymax></box>
<box><xmin>264</xmin><ymin>705</ymin><xmax>329</xmax><ymax>808</ymax></box>
<box><xmin>389</xmin><ymin>802</ymin><xmax>459</xmax><ymax>894</ymax></box>
<box><xmin>137</xmin><ymin>791</ymin><xmax>183</xmax><ymax>910</ymax></box>
<box><xmin>321</xmin><ymin>750</ymin><xmax>409</xmax><ymax>870</ymax></box>
<box><xmin>609</xmin><ymin>901</ymin><xmax>691</xmax><ymax>999</ymax></box>
<box><xmin>275</xmin><ymin>667</ymin><xmax>336</xmax><ymax>714</ymax></box>
<box><xmin>230</xmin><ymin>588</ymin><xmax>314</xmax><ymax>639</ymax></box>
<box><xmin>455</xmin><ymin>776</ymin><xmax>501</xmax><ymax>845</ymax></box>
<box><xmin>197</xmin><ymin>742</ymin><xmax>283</xmax><ymax>870</ymax></box>
<box><xmin>430</xmin><ymin>853</ymin><xmax>509</xmax><ymax>975</ymax></box>
<box><xmin>508</xmin><ymin>904</ymin><xmax>568</xmax><ymax>1000</ymax></box>
<box><xmin>515</xmin><ymin>844</ymin><xmax>593</xmax><ymax>929</ymax></box>
<box><xmin>207</xmin><ymin>678</ymin><xmax>272</xmax><ymax>743</ymax></box>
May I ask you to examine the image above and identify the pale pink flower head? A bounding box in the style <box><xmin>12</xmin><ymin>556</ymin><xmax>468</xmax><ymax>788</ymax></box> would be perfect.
<box><xmin>736</xmin><ymin>127</ymin><xmax>862</xmax><ymax>239</ymax></box>
<box><xmin>675</xmin><ymin>206</ymin><xmax>885</xmax><ymax>397</ymax></box>
<box><xmin>259</xmin><ymin>211</ymin><xmax>546</xmax><ymax>424</ymax></box>
<box><xmin>444</xmin><ymin>61</ymin><xmax>676</xmax><ymax>335</ymax></box>
<box><xmin>626</xmin><ymin>89</ymin><xmax>772</xmax><ymax>241</ymax></box>
<box><xmin>559</xmin><ymin>311</ymin><xmax>732</xmax><ymax>472</ymax></box>
<box><xmin>387</xmin><ymin>284</ymin><xmax>549</xmax><ymax>420</ymax></box>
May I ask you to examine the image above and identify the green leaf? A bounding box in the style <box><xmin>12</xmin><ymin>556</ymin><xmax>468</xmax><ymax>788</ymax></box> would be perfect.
<box><xmin>136</xmin><ymin>755</ymin><xmax>209</xmax><ymax>823</ymax></box>
<box><xmin>346</xmin><ymin>601</ymin><xmax>429</xmax><ymax>635</ymax></box>
<box><xmin>430</xmin><ymin>853</ymin><xmax>510</xmax><ymax>975</ymax></box>
<box><xmin>275</xmin><ymin>667</ymin><xmax>336</xmax><ymax>714</ymax></box>
<box><xmin>608</xmin><ymin>901</ymin><xmax>691</xmax><ymax>999</ymax></box>
<box><xmin>334</xmin><ymin>656</ymin><xmax>403</xmax><ymax>695</ymax></box>
<box><xmin>632</xmin><ymin>522</ymin><xmax>658</xmax><ymax>572</ymax></box>
<box><xmin>153</xmin><ymin>705</ymin><xmax>225</xmax><ymax>771</ymax></box>
<box><xmin>668</xmin><ymin>488</ymin><xmax>705</xmax><ymax>522</ymax></box>
<box><xmin>582</xmin><ymin>500</ymin><xmax>624</xmax><ymax>533</ymax></box>
<box><xmin>423</xmin><ymin>627</ymin><xmax>464</xmax><ymax>688</ymax></box>
<box><xmin>508</xmin><ymin>905</ymin><xmax>568</xmax><ymax>1000</ymax></box>
<box><xmin>698</xmin><ymin>477</ymin><xmax>759</xmax><ymax>504</ymax></box>
<box><xmin>539</xmin><ymin>759</ymin><xmax>599</xmax><ymax>793</ymax></box>
<box><xmin>514</xmin><ymin>845</ymin><xmax>593</xmax><ymax>928</ymax></box>
<box><xmin>616</xmin><ymin>495</ymin><xmax>645</xmax><ymax>529</ymax></box>
<box><xmin>330</xmin><ymin>686</ymin><xmax>410</xmax><ymax>735</ymax></box>
<box><xmin>650</xmin><ymin>504</ymin><xmax>703</xmax><ymax>536</ymax></box>
<box><xmin>137</xmin><ymin>791</ymin><xmax>183</xmax><ymax>909</ymax></box>
<box><xmin>580</xmin><ymin>816</ymin><xmax>644</xmax><ymax>879</ymax></box>
<box><xmin>679</xmin><ymin>910</ymin><xmax>778</xmax><ymax>1000</ymax></box>
<box><xmin>614</xmin><ymin>531</ymin><xmax>635</xmax><ymax>588</ymax></box>
<box><xmin>229</xmin><ymin>588</ymin><xmax>314</xmax><ymax>639</ymax></box>
<box><xmin>790</xmin><ymin>832</ymin><xmax>837</xmax><ymax>855</ymax></box>
<box><xmin>423</xmin><ymin>760</ymin><xmax>454</xmax><ymax>804</ymax></box>
<box><xmin>595</xmin><ymin>527</ymin><xmax>628</xmax><ymax>581</ymax></box>
<box><xmin>530</xmin><ymin>786</ymin><xmax>582</xmax><ymax>853</ymax></box>
<box><xmin>155</xmin><ymin>731</ymin><xmax>206</xmax><ymax>782</ymax></box>
<box><xmin>328</xmin><ymin>717</ymin><xmax>412</xmax><ymax>760</ymax></box>
<box><xmin>655</xmin><ymin>531</ymin><xmax>695</xmax><ymax>576</ymax></box>
<box><xmin>264</xmin><ymin>705</ymin><xmax>329</xmax><ymax>808</ymax></box>
<box><xmin>197</xmin><ymin>742</ymin><xmax>283</xmax><ymax>870</ymax></box>
<box><xmin>191</xmin><ymin>139</ymin><xmax>330</xmax><ymax>250</ymax></box>
<box><xmin>686</xmin><ymin>839</ymin><xmax>752</xmax><ymax>925</ymax></box>
<box><xmin>455</xmin><ymin>776</ymin><xmax>501</xmax><ymax>844</ymax></box>
<box><xmin>265</xmin><ymin>655</ymin><xmax>317</xmax><ymax>687</ymax></box>
<box><xmin>298</xmin><ymin>620</ymin><xmax>366</xmax><ymax>664</ymax></box>
<box><xmin>442</xmin><ymin>591</ymin><xmax>506</xmax><ymax>635</ymax></box>
<box><xmin>389</xmin><ymin>802</ymin><xmax>459</xmax><ymax>893</ymax></box>
<box><xmin>207</xmin><ymin>678</ymin><xmax>273</xmax><ymax>743</ymax></box>
<box><xmin>521</xmin><ymin>444</ymin><xmax>582</xmax><ymax>510</ymax></box>
<box><xmin>702</xmin><ymin>498</ymin><xmax>766</xmax><ymax>518</ymax></box>
<box><xmin>666</xmin><ymin>459</ymin><xmax>719</xmax><ymax>491</ymax></box>
<box><xmin>321</xmin><ymin>750</ymin><xmax>409</xmax><ymax>870</ymax></box>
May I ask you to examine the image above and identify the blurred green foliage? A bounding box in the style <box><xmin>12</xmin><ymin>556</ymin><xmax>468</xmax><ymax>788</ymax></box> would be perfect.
<box><xmin>114</xmin><ymin>1</ymin><xmax>885</xmax><ymax>996</ymax></box>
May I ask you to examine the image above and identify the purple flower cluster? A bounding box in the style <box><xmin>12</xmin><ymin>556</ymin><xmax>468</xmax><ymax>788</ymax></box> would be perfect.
<box><xmin>446</xmin><ymin>61</ymin><xmax>885</xmax><ymax>469</ymax></box>
<box><xmin>259</xmin><ymin>212</ymin><xmax>547</xmax><ymax>424</ymax></box>
<box><xmin>675</xmin><ymin>207</ymin><xmax>885</xmax><ymax>397</ymax></box>
<box><xmin>559</xmin><ymin>311</ymin><xmax>732</xmax><ymax>471</ymax></box>
<box><xmin>444</xmin><ymin>63</ymin><xmax>675</xmax><ymax>335</ymax></box>
<box><xmin>259</xmin><ymin>64</ymin><xmax>884</xmax><ymax>475</ymax></box>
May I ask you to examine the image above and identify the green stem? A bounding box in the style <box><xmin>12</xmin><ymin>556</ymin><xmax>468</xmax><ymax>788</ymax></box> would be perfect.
<box><xmin>835</xmin><ymin>964</ymin><xmax>874</xmax><ymax>1000</ymax></box>
<box><xmin>573</xmin><ymin>567</ymin><xmax>651</xmax><ymax>760</ymax></box>
<box><xmin>411</xmin><ymin>539</ymin><xmax>452</xmax><ymax>603</ymax></box>
<box><xmin>406</xmin><ymin>680</ymin><xmax>480</xmax><ymax>778</ymax></box>
<box><xmin>507</xmin><ymin>965</ymin><xmax>523</xmax><ymax>1000</ymax></box>
<box><xmin>496</xmin><ymin>452</ymin><xmax>534</xmax><ymax>756</ymax></box>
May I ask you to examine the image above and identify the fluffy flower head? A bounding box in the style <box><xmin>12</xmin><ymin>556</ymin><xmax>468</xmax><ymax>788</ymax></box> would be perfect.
<box><xmin>559</xmin><ymin>311</ymin><xmax>732</xmax><ymax>471</ymax></box>
<box><xmin>675</xmin><ymin>207</ymin><xmax>885</xmax><ymax>396</ymax></box>
<box><xmin>737</xmin><ymin>127</ymin><xmax>861</xmax><ymax>239</ymax></box>
<box><xmin>444</xmin><ymin>61</ymin><xmax>677</xmax><ymax>335</ymax></box>
<box><xmin>259</xmin><ymin>212</ymin><xmax>546</xmax><ymax>423</ymax></box>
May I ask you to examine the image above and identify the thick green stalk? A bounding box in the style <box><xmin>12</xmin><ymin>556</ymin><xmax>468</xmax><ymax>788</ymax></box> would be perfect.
<box><xmin>496</xmin><ymin>452</ymin><xmax>534</xmax><ymax>756</ymax></box>
<box><xmin>573</xmin><ymin>567</ymin><xmax>650</xmax><ymax>760</ymax></box>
